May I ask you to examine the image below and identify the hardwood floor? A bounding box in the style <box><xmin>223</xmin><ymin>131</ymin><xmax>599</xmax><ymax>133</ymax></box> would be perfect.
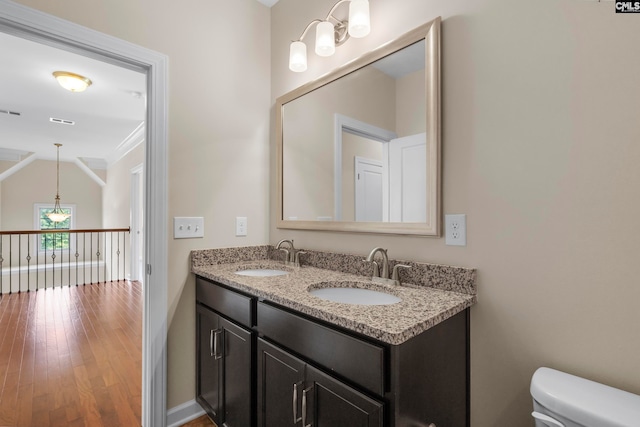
<box><xmin>179</xmin><ymin>414</ymin><xmax>216</xmax><ymax>427</ymax></box>
<box><xmin>0</xmin><ymin>281</ymin><xmax>142</xmax><ymax>427</ymax></box>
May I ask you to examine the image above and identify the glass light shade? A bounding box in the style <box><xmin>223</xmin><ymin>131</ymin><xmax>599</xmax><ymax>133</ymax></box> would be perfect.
<box><xmin>289</xmin><ymin>41</ymin><xmax>308</xmax><ymax>72</ymax></box>
<box><xmin>47</xmin><ymin>211</ymin><xmax>70</xmax><ymax>222</ymax></box>
<box><xmin>348</xmin><ymin>0</ymin><xmax>371</xmax><ymax>38</ymax></box>
<box><xmin>315</xmin><ymin>21</ymin><xmax>336</xmax><ymax>57</ymax></box>
<box><xmin>52</xmin><ymin>71</ymin><xmax>92</xmax><ymax>92</ymax></box>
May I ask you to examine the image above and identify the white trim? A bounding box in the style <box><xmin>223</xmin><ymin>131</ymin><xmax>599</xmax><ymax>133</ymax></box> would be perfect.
<box><xmin>333</xmin><ymin>114</ymin><xmax>396</xmax><ymax>221</ymax></box>
<box><xmin>130</xmin><ymin>163</ymin><xmax>144</xmax><ymax>283</ymax></box>
<box><xmin>2</xmin><ymin>260</ymin><xmax>106</xmax><ymax>275</ymax></box>
<box><xmin>255</xmin><ymin>0</ymin><xmax>280</xmax><ymax>7</ymax></box>
<box><xmin>0</xmin><ymin>152</ymin><xmax>37</xmax><ymax>182</ymax></box>
<box><xmin>166</xmin><ymin>400</ymin><xmax>206</xmax><ymax>427</ymax></box>
<box><xmin>80</xmin><ymin>157</ymin><xmax>107</xmax><ymax>169</ymax></box>
<box><xmin>0</xmin><ymin>147</ymin><xmax>29</xmax><ymax>161</ymax></box>
<box><xmin>74</xmin><ymin>158</ymin><xmax>106</xmax><ymax>187</ymax></box>
<box><xmin>113</xmin><ymin>121</ymin><xmax>145</xmax><ymax>166</ymax></box>
<box><xmin>0</xmin><ymin>2</ymin><xmax>169</xmax><ymax>426</ymax></box>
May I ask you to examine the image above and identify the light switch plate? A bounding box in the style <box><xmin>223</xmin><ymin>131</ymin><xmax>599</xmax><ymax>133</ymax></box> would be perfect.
<box><xmin>445</xmin><ymin>214</ymin><xmax>466</xmax><ymax>246</ymax></box>
<box><xmin>174</xmin><ymin>217</ymin><xmax>204</xmax><ymax>239</ymax></box>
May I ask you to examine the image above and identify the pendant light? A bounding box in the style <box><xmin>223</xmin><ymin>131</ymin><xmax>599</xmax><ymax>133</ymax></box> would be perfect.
<box><xmin>47</xmin><ymin>143</ymin><xmax>70</xmax><ymax>223</ymax></box>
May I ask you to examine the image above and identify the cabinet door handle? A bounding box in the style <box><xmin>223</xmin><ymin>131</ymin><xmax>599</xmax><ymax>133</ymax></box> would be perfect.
<box><xmin>292</xmin><ymin>382</ymin><xmax>303</xmax><ymax>423</ymax></box>
<box><xmin>209</xmin><ymin>329</ymin><xmax>215</xmax><ymax>357</ymax></box>
<box><xmin>213</xmin><ymin>329</ymin><xmax>223</xmax><ymax>360</ymax></box>
<box><xmin>302</xmin><ymin>386</ymin><xmax>313</xmax><ymax>427</ymax></box>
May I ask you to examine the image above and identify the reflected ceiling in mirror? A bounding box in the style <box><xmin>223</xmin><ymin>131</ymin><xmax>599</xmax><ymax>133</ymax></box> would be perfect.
<box><xmin>277</xmin><ymin>17</ymin><xmax>441</xmax><ymax>236</ymax></box>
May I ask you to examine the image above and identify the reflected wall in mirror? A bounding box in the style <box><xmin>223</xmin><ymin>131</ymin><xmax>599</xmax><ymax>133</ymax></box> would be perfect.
<box><xmin>277</xmin><ymin>17</ymin><xmax>441</xmax><ymax>236</ymax></box>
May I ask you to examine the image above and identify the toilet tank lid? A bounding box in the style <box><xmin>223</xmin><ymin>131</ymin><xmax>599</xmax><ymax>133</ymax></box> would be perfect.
<box><xmin>531</xmin><ymin>367</ymin><xmax>640</xmax><ymax>427</ymax></box>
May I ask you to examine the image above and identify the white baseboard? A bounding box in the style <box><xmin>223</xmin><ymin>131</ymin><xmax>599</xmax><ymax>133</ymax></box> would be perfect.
<box><xmin>167</xmin><ymin>399</ymin><xmax>206</xmax><ymax>427</ymax></box>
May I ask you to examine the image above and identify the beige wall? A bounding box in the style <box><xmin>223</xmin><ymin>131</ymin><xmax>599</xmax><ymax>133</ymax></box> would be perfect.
<box><xmin>0</xmin><ymin>160</ymin><xmax>15</xmax><ymax>173</ymax></box>
<box><xmin>282</xmin><ymin>66</ymin><xmax>395</xmax><ymax>220</ymax></box>
<box><xmin>12</xmin><ymin>0</ymin><xmax>271</xmax><ymax>409</ymax></box>
<box><xmin>102</xmin><ymin>143</ymin><xmax>145</xmax><ymax>279</ymax></box>
<box><xmin>272</xmin><ymin>0</ymin><xmax>640</xmax><ymax>426</ymax></box>
<box><xmin>103</xmin><ymin>144</ymin><xmax>143</xmax><ymax>229</ymax></box>
<box><xmin>9</xmin><ymin>0</ymin><xmax>640</xmax><ymax>424</ymax></box>
<box><xmin>1</xmin><ymin>159</ymin><xmax>102</xmax><ymax>230</ymax></box>
<box><xmin>396</xmin><ymin>68</ymin><xmax>425</xmax><ymax>137</ymax></box>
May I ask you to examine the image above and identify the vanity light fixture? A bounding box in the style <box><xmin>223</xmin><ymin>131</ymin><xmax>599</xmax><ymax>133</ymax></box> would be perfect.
<box><xmin>46</xmin><ymin>143</ymin><xmax>70</xmax><ymax>223</ymax></box>
<box><xmin>52</xmin><ymin>71</ymin><xmax>92</xmax><ymax>92</ymax></box>
<box><xmin>289</xmin><ymin>0</ymin><xmax>371</xmax><ymax>72</ymax></box>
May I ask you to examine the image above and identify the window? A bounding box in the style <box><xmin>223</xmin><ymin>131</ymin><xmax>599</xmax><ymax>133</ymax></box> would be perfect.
<box><xmin>34</xmin><ymin>204</ymin><xmax>76</xmax><ymax>252</ymax></box>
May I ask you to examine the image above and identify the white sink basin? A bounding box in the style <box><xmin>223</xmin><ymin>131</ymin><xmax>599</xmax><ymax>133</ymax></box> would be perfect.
<box><xmin>309</xmin><ymin>284</ymin><xmax>401</xmax><ymax>305</ymax></box>
<box><xmin>234</xmin><ymin>268</ymin><xmax>289</xmax><ymax>277</ymax></box>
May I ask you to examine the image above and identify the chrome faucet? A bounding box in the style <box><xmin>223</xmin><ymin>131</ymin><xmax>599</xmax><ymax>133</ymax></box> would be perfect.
<box><xmin>276</xmin><ymin>239</ymin><xmax>305</xmax><ymax>267</ymax></box>
<box><xmin>365</xmin><ymin>247</ymin><xmax>411</xmax><ymax>286</ymax></box>
<box><xmin>276</xmin><ymin>239</ymin><xmax>293</xmax><ymax>261</ymax></box>
<box><xmin>366</xmin><ymin>247</ymin><xmax>389</xmax><ymax>280</ymax></box>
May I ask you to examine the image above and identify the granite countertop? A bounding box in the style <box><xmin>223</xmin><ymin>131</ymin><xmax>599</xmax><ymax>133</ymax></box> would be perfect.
<box><xmin>192</xmin><ymin>258</ymin><xmax>476</xmax><ymax>345</ymax></box>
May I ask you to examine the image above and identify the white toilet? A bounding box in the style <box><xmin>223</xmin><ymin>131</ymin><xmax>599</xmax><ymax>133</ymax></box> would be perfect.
<box><xmin>530</xmin><ymin>367</ymin><xmax>640</xmax><ymax>427</ymax></box>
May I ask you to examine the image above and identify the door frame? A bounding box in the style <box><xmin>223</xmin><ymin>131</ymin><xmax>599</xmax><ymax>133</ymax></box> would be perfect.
<box><xmin>0</xmin><ymin>2</ymin><xmax>169</xmax><ymax>426</ymax></box>
<box><xmin>130</xmin><ymin>163</ymin><xmax>144</xmax><ymax>283</ymax></box>
<box><xmin>333</xmin><ymin>113</ymin><xmax>396</xmax><ymax>221</ymax></box>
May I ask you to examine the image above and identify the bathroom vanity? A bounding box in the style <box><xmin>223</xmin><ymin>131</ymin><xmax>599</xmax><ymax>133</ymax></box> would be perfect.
<box><xmin>192</xmin><ymin>248</ymin><xmax>476</xmax><ymax>427</ymax></box>
<box><xmin>192</xmin><ymin>15</ymin><xmax>456</xmax><ymax>426</ymax></box>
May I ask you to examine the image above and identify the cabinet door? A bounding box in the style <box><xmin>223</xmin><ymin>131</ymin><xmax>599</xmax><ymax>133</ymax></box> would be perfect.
<box><xmin>257</xmin><ymin>339</ymin><xmax>305</xmax><ymax>427</ymax></box>
<box><xmin>196</xmin><ymin>305</ymin><xmax>222</xmax><ymax>421</ymax></box>
<box><xmin>305</xmin><ymin>365</ymin><xmax>383</xmax><ymax>427</ymax></box>
<box><xmin>219</xmin><ymin>317</ymin><xmax>253</xmax><ymax>427</ymax></box>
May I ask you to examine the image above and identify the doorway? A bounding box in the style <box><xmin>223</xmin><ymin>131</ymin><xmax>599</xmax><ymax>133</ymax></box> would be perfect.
<box><xmin>0</xmin><ymin>2</ymin><xmax>168</xmax><ymax>426</ymax></box>
<box><xmin>333</xmin><ymin>114</ymin><xmax>397</xmax><ymax>221</ymax></box>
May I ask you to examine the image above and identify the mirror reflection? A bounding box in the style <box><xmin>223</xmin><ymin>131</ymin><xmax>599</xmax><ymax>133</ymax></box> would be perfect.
<box><xmin>277</xmin><ymin>18</ymin><xmax>441</xmax><ymax>235</ymax></box>
<box><xmin>283</xmin><ymin>40</ymin><xmax>426</xmax><ymax>223</ymax></box>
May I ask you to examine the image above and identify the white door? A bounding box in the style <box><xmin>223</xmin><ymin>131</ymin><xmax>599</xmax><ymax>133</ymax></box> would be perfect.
<box><xmin>130</xmin><ymin>164</ymin><xmax>144</xmax><ymax>283</ymax></box>
<box><xmin>389</xmin><ymin>133</ymin><xmax>427</xmax><ymax>222</ymax></box>
<box><xmin>355</xmin><ymin>156</ymin><xmax>383</xmax><ymax>222</ymax></box>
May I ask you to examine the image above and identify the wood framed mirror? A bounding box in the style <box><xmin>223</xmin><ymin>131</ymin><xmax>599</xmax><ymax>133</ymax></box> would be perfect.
<box><xmin>277</xmin><ymin>17</ymin><xmax>441</xmax><ymax>236</ymax></box>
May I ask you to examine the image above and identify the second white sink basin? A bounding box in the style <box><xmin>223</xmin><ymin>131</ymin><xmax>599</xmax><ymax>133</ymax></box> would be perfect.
<box><xmin>309</xmin><ymin>284</ymin><xmax>401</xmax><ymax>305</ymax></box>
<box><xmin>234</xmin><ymin>269</ymin><xmax>289</xmax><ymax>277</ymax></box>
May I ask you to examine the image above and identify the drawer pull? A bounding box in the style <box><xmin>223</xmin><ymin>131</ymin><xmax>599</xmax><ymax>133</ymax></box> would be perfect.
<box><xmin>292</xmin><ymin>382</ymin><xmax>303</xmax><ymax>423</ymax></box>
<box><xmin>302</xmin><ymin>386</ymin><xmax>313</xmax><ymax>427</ymax></box>
<box><xmin>209</xmin><ymin>329</ymin><xmax>215</xmax><ymax>357</ymax></box>
<box><xmin>213</xmin><ymin>329</ymin><xmax>223</xmax><ymax>360</ymax></box>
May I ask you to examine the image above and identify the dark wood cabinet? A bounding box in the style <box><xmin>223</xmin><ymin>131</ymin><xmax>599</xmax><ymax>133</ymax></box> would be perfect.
<box><xmin>257</xmin><ymin>301</ymin><xmax>385</xmax><ymax>395</ymax></box>
<box><xmin>196</xmin><ymin>305</ymin><xmax>221</xmax><ymax>420</ymax></box>
<box><xmin>257</xmin><ymin>338</ymin><xmax>383</xmax><ymax>427</ymax></box>
<box><xmin>196</xmin><ymin>275</ymin><xmax>469</xmax><ymax>427</ymax></box>
<box><xmin>196</xmin><ymin>298</ymin><xmax>253</xmax><ymax>427</ymax></box>
<box><xmin>257</xmin><ymin>338</ymin><xmax>305</xmax><ymax>427</ymax></box>
<box><xmin>219</xmin><ymin>316</ymin><xmax>252</xmax><ymax>427</ymax></box>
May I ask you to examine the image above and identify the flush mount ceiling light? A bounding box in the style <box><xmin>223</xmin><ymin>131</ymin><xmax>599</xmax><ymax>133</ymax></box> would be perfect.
<box><xmin>47</xmin><ymin>143</ymin><xmax>70</xmax><ymax>223</ymax></box>
<box><xmin>289</xmin><ymin>0</ymin><xmax>371</xmax><ymax>72</ymax></box>
<box><xmin>52</xmin><ymin>71</ymin><xmax>92</xmax><ymax>92</ymax></box>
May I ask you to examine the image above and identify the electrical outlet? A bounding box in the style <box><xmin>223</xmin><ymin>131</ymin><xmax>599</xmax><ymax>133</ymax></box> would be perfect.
<box><xmin>445</xmin><ymin>214</ymin><xmax>466</xmax><ymax>246</ymax></box>
<box><xmin>236</xmin><ymin>217</ymin><xmax>247</xmax><ymax>236</ymax></box>
<box><xmin>173</xmin><ymin>217</ymin><xmax>204</xmax><ymax>239</ymax></box>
